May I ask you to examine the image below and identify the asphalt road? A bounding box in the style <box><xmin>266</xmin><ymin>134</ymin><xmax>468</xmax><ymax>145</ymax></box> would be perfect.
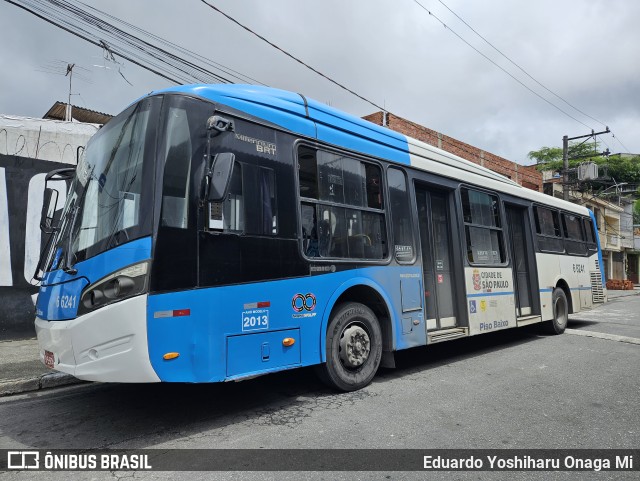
<box><xmin>1</xmin><ymin>295</ymin><xmax>638</xmax><ymax>480</ymax></box>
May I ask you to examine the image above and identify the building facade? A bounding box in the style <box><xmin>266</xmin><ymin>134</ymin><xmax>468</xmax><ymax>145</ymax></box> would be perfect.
<box><xmin>363</xmin><ymin>112</ymin><xmax>543</xmax><ymax>191</ymax></box>
<box><xmin>0</xmin><ymin>113</ymin><xmax>100</xmax><ymax>339</ymax></box>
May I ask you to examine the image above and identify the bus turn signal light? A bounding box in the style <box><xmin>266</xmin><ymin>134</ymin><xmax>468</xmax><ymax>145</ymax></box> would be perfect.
<box><xmin>163</xmin><ymin>352</ymin><xmax>180</xmax><ymax>360</ymax></box>
<box><xmin>282</xmin><ymin>338</ymin><xmax>295</xmax><ymax>347</ymax></box>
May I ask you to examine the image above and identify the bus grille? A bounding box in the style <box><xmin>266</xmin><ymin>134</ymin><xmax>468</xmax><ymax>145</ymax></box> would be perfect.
<box><xmin>590</xmin><ymin>271</ymin><xmax>604</xmax><ymax>303</ymax></box>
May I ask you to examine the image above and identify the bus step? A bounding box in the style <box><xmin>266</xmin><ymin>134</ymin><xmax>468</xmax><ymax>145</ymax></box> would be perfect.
<box><xmin>516</xmin><ymin>315</ymin><xmax>542</xmax><ymax>327</ymax></box>
<box><xmin>428</xmin><ymin>327</ymin><xmax>468</xmax><ymax>344</ymax></box>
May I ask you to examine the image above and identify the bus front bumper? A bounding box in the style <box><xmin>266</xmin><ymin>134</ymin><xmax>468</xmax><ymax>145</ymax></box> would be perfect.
<box><xmin>35</xmin><ymin>294</ymin><xmax>160</xmax><ymax>383</ymax></box>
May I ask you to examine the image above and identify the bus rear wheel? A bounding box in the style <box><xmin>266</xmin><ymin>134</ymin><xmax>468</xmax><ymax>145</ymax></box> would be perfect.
<box><xmin>317</xmin><ymin>302</ymin><xmax>382</xmax><ymax>392</ymax></box>
<box><xmin>543</xmin><ymin>287</ymin><xmax>568</xmax><ymax>334</ymax></box>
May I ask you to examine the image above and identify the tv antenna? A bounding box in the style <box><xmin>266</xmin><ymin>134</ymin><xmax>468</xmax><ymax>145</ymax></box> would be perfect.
<box><xmin>36</xmin><ymin>60</ymin><xmax>93</xmax><ymax>120</ymax></box>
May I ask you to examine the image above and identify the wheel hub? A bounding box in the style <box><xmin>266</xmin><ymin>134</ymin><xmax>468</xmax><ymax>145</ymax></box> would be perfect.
<box><xmin>339</xmin><ymin>325</ymin><xmax>371</xmax><ymax>369</ymax></box>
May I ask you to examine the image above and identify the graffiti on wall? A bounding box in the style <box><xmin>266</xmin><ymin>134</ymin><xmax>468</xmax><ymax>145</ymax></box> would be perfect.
<box><xmin>0</xmin><ymin>154</ymin><xmax>72</xmax><ymax>338</ymax></box>
<box><xmin>0</xmin><ymin>154</ymin><xmax>69</xmax><ymax>288</ymax></box>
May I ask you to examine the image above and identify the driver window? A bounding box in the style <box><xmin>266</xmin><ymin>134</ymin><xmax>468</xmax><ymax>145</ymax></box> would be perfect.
<box><xmin>209</xmin><ymin>163</ymin><xmax>244</xmax><ymax>232</ymax></box>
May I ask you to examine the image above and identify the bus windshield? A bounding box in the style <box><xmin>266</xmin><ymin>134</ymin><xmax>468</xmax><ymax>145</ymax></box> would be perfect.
<box><xmin>45</xmin><ymin>97</ymin><xmax>160</xmax><ymax>273</ymax></box>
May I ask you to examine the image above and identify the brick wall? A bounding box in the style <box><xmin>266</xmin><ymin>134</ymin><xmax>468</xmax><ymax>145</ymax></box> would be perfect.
<box><xmin>363</xmin><ymin>112</ymin><xmax>542</xmax><ymax>191</ymax></box>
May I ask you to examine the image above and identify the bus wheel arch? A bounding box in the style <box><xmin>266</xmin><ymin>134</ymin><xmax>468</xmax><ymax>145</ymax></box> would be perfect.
<box><xmin>321</xmin><ymin>284</ymin><xmax>394</xmax><ymax>360</ymax></box>
<box><xmin>555</xmin><ymin>278</ymin><xmax>573</xmax><ymax>314</ymax></box>
<box><xmin>317</xmin><ymin>284</ymin><xmax>393</xmax><ymax>391</ymax></box>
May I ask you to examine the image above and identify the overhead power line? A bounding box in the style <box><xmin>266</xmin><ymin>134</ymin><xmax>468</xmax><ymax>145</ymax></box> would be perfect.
<box><xmin>434</xmin><ymin>0</ymin><xmax>630</xmax><ymax>154</ymax></box>
<box><xmin>6</xmin><ymin>0</ymin><xmax>632</xmax><ymax>156</ymax></box>
<box><xmin>412</xmin><ymin>0</ymin><xmax>631</xmax><ymax>154</ymax></box>
<box><xmin>7</xmin><ymin>0</ymin><xmax>185</xmax><ymax>85</ymax></box>
<box><xmin>78</xmin><ymin>1</ymin><xmax>267</xmax><ymax>86</ymax></box>
<box><xmin>436</xmin><ymin>0</ymin><xmax>608</xmax><ymax>127</ymax></box>
<box><xmin>4</xmin><ymin>0</ymin><xmax>265</xmax><ymax>88</ymax></box>
<box><xmin>10</xmin><ymin>0</ymin><xmax>386</xmax><ymax>114</ymax></box>
<box><xmin>198</xmin><ymin>0</ymin><xmax>386</xmax><ymax>112</ymax></box>
<box><xmin>411</xmin><ymin>0</ymin><xmax>593</xmax><ymax>130</ymax></box>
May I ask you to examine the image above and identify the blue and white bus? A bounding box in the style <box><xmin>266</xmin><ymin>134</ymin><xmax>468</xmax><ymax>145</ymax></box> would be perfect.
<box><xmin>34</xmin><ymin>84</ymin><xmax>606</xmax><ymax>391</ymax></box>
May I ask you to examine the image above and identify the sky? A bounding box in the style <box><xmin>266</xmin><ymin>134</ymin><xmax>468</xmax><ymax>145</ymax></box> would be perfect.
<box><xmin>1</xmin><ymin>0</ymin><xmax>639</xmax><ymax>164</ymax></box>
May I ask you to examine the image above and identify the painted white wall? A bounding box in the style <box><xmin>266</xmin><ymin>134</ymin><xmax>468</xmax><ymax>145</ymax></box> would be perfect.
<box><xmin>0</xmin><ymin>114</ymin><xmax>99</xmax><ymax>164</ymax></box>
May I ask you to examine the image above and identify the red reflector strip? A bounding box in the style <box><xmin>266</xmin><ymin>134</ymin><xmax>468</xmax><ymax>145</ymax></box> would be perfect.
<box><xmin>154</xmin><ymin>309</ymin><xmax>191</xmax><ymax>318</ymax></box>
<box><xmin>243</xmin><ymin>301</ymin><xmax>271</xmax><ymax>309</ymax></box>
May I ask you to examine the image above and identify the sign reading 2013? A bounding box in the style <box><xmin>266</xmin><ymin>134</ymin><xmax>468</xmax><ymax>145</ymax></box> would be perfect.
<box><xmin>241</xmin><ymin>309</ymin><xmax>269</xmax><ymax>331</ymax></box>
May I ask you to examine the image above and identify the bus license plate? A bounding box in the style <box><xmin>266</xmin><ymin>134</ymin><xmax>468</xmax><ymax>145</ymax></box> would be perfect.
<box><xmin>44</xmin><ymin>350</ymin><xmax>55</xmax><ymax>369</ymax></box>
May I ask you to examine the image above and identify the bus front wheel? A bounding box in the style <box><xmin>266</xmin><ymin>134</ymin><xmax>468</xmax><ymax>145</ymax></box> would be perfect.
<box><xmin>317</xmin><ymin>302</ymin><xmax>382</xmax><ymax>392</ymax></box>
<box><xmin>543</xmin><ymin>287</ymin><xmax>568</xmax><ymax>334</ymax></box>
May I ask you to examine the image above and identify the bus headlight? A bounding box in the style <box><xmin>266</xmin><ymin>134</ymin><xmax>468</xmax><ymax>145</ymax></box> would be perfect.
<box><xmin>78</xmin><ymin>261</ymin><xmax>150</xmax><ymax>315</ymax></box>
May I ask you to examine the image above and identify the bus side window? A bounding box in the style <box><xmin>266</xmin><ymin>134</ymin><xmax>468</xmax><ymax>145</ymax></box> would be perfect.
<box><xmin>259</xmin><ymin>167</ymin><xmax>277</xmax><ymax>235</ymax></box>
<box><xmin>584</xmin><ymin>217</ymin><xmax>598</xmax><ymax>251</ymax></box>
<box><xmin>209</xmin><ymin>163</ymin><xmax>244</xmax><ymax>232</ymax></box>
<box><xmin>298</xmin><ymin>146</ymin><xmax>318</xmax><ymax>199</ymax></box>
<box><xmin>297</xmin><ymin>145</ymin><xmax>386</xmax><ymax>260</ymax></box>
<box><xmin>242</xmin><ymin>165</ymin><xmax>277</xmax><ymax>236</ymax></box>
<box><xmin>534</xmin><ymin>206</ymin><xmax>564</xmax><ymax>252</ymax></box>
<box><xmin>562</xmin><ymin>213</ymin><xmax>587</xmax><ymax>255</ymax></box>
<box><xmin>461</xmin><ymin>188</ymin><xmax>505</xmax><ymax>264</ymax></box>
<box><xmin>161</xmin><ymin>107</ymin><xmax>192</xmax><ymax>229</ymax></box>
<box><xmin>387</xmin><ymin>168</ymin><xmax>415</xmax><ymax>263</ymax></box>
<box><xmin>301</xmin><ymin>202</ymin><xmax>318</xmax><ymax>256</ymax></box>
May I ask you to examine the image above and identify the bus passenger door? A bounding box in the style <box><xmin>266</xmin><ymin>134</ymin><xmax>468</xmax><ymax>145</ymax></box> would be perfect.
<box><xmin>416</xmin><ymin>188</ymin><xmax>458</xmax><ymax>331</ymax></box>
<box><xmin>505</xmin><ymin>205</ymin><xmax>538</xmax><ymax>318</ymax></box>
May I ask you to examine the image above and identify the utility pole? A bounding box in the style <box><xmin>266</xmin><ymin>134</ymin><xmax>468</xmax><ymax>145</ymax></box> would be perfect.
<box><xmin>65</xmin><ymin>63</ymin><xmax>75</xmax><ymax>122</ymax></box>
<box><xmin>562</xmin><ymin>134</ymin><xmax>569</xmax><ymax>201</ymax></box>
<box><xmin>562</xmin><ymin>128</ymin><xmax>610</xmax><ymax>201</ymax></box>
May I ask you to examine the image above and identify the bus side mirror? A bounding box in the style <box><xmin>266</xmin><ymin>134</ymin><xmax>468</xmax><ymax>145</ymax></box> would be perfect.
<box><xmin>207</xmin><ymin>152</ymin><xmax>236</xmax><ymax>202</ymax></box>
<box><xmin>40</xmin><ymin>167</ymin><xmax>75</xmax><ymax>233</ymax></box>
<box><xmin>40</xmin><ymin>187</ymin><xmax>59</xmax><ymax>234</ymax></box>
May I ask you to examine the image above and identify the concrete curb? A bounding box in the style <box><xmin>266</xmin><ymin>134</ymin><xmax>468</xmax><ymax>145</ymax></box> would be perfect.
<box><xmin>608</xmin><ymin>291</ymin><xmax>640</xmax><ymax>299</ymax></box>
<box><xmin>606</xmin><ymin>287</ymin><xmax>640</xmax><ymax>299</ymax></box>
<box><xmin>565</xmin><ymin>328</ymin><xmax>640</xmax><ymax>345</ymax></box>
<box><xmin>0</xmin><ymin>372</ymin><xmax>85</xmax><ymax>397</ymax></box>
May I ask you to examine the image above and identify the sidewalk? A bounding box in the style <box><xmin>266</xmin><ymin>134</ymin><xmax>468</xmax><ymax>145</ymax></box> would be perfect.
<box><xmin>1</xmin><ymin>287</ymin><xmax>638</xmax><ymax>397</ymax></box>
<box><xmin>606</xmin><ymin>286</ymin><xmax>640</xmax><ymax>299</ymax></box>
<box><xmin>0</xmin><ymin>338</ymin><xmax>84</xmax><ymax>397</ymax></box>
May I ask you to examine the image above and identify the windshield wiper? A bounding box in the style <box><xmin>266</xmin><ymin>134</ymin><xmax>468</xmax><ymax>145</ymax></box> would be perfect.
<box><xmin>62</xmin><ymin>204</ymin><xmax>80</xmax><ymax>275</ymax></box>
<box><xmin>103</xmin><ymin>173</ymin><xmax>137</xmax><ymax>251</ymax></box>
<box><xmin>61</xmin><ymin>170</ymin><xmax>96</xmax><ymax>275</ymax></box>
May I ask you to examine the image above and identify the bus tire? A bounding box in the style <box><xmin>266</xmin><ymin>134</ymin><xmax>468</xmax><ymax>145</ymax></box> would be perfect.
<box><xmin>543</xmin><ymin>287</ymin><xmax>568</xmax><ymax>334</ymax></box>
<box><xmin>317</xmin><ymin>302</ymin><xmax>382</xmax><ymax>392</ymax></box>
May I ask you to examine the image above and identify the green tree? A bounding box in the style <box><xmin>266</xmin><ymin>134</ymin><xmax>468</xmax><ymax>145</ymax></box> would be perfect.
<box><xmin>528</xmin><ymin>142</ymin><xmax>640</xmax><ymax>187</ymax></box>
<box><xmin>527</xmin><ymin>142</ymin><xmax>606</xmax><ymax>172</ymax></box>
<box><xmin>606</xmin><ymin>155</ymin><xmax>640</xmax><ymax>184</ymax></box>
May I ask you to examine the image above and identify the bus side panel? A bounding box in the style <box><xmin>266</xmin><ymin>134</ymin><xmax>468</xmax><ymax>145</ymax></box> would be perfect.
<box><xmin>535</xmin><ymin>253</ymin><xmax>561</xmax><ymax>320</ymax></box>
<box><xmin>315</xmin><ymin>266</ymin><xmax>425</xmax><ymax>361</ymax></box>
<box><xmin>464</xmin><ymin>267</ymin><xmax>516</xmax><ymax>335</ymax></box>
<box><xmin>558</xmin><ymin>254</ymin><xmax>592</xmax><ymax>313</ymax></box>
<box><xmin>146</xmin><ymin>266</ymin><xmax>421</xmax><ymax>383</ymax></box>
